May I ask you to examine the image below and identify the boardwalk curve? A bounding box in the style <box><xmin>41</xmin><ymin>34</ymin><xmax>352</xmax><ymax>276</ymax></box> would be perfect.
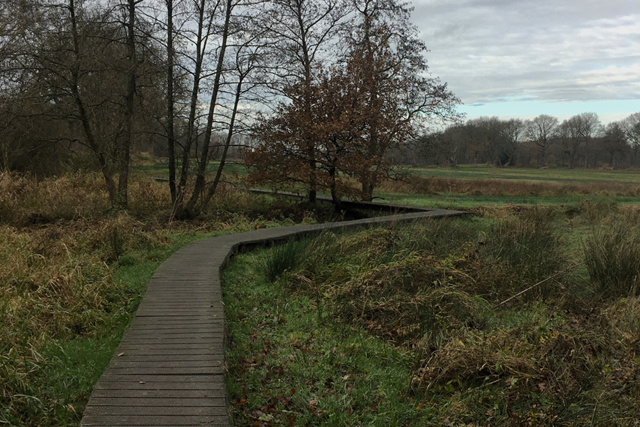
<box><xmin>80</xmin><ymin>206</ymin><xmax>467</xmax><ymax>426</ymax></box>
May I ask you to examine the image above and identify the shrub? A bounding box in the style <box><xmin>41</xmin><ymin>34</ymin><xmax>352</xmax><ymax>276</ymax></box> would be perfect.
<box><xmin>262</xmin><ymin>238</ymin><xmax>310</xmax><ymax>282</ymax></box>
<box><xmin>481</xmin><ymin>209</ymin><xmax>568</xmax><ymax>301</ymax></box>
<box><xmin>583</xmin><ymin>222</ymin><xmax>640</xmax><ymax>298</ymax></box>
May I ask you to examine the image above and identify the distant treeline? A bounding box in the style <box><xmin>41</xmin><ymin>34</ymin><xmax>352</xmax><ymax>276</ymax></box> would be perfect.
<box><xmin>401</xmin><ymin>113</ymin><xmax>640</xmax><ymax>168</ymax></box>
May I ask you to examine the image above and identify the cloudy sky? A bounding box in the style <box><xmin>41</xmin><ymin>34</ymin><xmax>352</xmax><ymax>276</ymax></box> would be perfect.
<box><xmin>411</xmin><ymin>0</ymin><xmax>640</xmax><ymax>124</ymax></box>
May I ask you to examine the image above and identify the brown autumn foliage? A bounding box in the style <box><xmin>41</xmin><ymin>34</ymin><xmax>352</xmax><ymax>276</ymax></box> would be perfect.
<box><xmin>246</xmin><ymin>21</ymin><xmax>457</xmax><ymax>205</ymax></box>
<box><xmin>246</xmin><ymin>69</ymin><xmax>371</xmax><ymax>207</ymax></box>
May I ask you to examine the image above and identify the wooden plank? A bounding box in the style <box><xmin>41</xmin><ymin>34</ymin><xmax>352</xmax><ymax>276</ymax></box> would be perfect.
<box><xmin>115</xmin><ymin>340</ymin><xmax>222</xmax><ymax>346</ymax></box>
<box><xmin>108</xmin><ymin>350</ymin><xmax>223</xmax><ymax>357</ymax></box>
<box><xmin>111</xmin><ymin>354</ymin><xmax>223</xmax><ymax>361</ymax></box>
<box><xmin>93</xmin><ymin>382</ymin><xmax>224</xmax><ymax>391</ymax></box>
<box><xmin>121</xmin><ymin>333</ymin><xmax>223</xmax><ymax>340</ymax></box>
<box><xmin>97</xmin><ymin>374</ymin><xmax>225</xmax><ymax>383</ymax></box>
<box><xmin>122</xmin><ymin>327</ymin><xmax>222</xmax><ymax>333</ymax></box>
<box><xmin>90</xmin><ymin>389</ymin><xmax>226</xmax><ymax>399</ymax></box>
<box><xmin>103</xmin><ymin>367</ymin><xmax>223</xmax><ymax>375</ymax></box>
<box><xmin>83</xmin><ymin>405</ymin><xmax>226</xmax><ymax>416</ymax></box>
<box><xmin>86</xmin><ymin>397</ymin><xmax>225</xmax><ymax>407</ymax></box>
<box><xmin>108</xmin><ymin>360</ymin><xmax>222</xmax><ymax>369</ymax></box>
<box><xmin>114</xmin><ymin>344</ymin><xmax>220</xmax><ymax>351</ymax></box>
<box><xmin>81</xmin><ymin>415</ymin><xmax>228</xmax><ymax>426</ymax></box>
<box><xmin>126</xmin><ymin>324</ymin><xmax>223</xmax><ymax>331</ymax></box>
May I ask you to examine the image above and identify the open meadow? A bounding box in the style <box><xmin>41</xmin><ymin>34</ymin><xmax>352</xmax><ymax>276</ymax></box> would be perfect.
<box><xmin>2</xmin><ymin>163</ymin><xmax>640</xmax><ymax>426</ymax></box>
<box><xmin>375</xmin><ymin>165</ymin><xmax>640</xmax><ymax>210</ymax></box>
<box><xmin>136</xmin><ymin>160</ymin><xmax>640</xmax><ymax>209</ymax></box>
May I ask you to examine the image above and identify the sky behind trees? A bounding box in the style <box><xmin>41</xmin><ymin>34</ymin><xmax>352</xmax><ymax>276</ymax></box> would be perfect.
<box><xmin>410</xmin><ymin>0</ymin><xmax>640</xmax><ymax>124</ymax></box>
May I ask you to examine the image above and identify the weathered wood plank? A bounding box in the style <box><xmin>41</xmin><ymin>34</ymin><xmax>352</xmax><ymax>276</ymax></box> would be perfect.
<box><xmin>90</xmin><ymin>389</ymin><xmax>227</xmax><ymax>398</ymax></box>
<box><xmin>83</xmin><ymin>405</ymin><xmax>226</xmax><ymax>416</ymax></box>
<box><xmin>81</xmin><ymin>415</ymin><xmax>228</xmax><ymax>426</ymax></box>
<box><xmin>104</xmin><ymin>367</ymin><xmax>223</xmax><ymax>375</ymax></box>
<box><xmin>86</xmin><ymin>397</ymin><xmax>226</xmax><ymax>407</ymax></box>
<box><xmin>93</xmin><ymin>382</ymin><xmax>224</xmax><ymax>391</ymax></box>
<box><xmin>108</xmin><ymin>360</ymin><xmax>222</xmax><ymax>369</ymax></box>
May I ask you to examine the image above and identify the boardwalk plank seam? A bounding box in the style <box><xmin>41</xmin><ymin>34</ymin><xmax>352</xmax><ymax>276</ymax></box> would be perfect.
<box><xmin>80</xmin><ymin>205</ymin><xmax>467</xmax><ymax>426</ymax></box>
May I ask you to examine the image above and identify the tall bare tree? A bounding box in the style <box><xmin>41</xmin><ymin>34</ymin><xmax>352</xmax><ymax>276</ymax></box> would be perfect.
<box><xmin>621</xmin><ymin>112</ymin><xmax>640</xmax><ymax>166</ymax></box>
<box><xmin>525</xmin><ymin>114</ymin><xmax>559</xmax><ymax>166</ymax></box>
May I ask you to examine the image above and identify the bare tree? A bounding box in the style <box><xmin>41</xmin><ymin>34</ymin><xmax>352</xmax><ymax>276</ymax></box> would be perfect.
<box><xmin>621</xmin><ymin>112</ymin><xmax>640</xmax><ymax>166</ymax></box>
<box><xmin>500</xmin><ymin>118</ymin><xmax>524</xmax><ymax>166</ymax></box>
<box><xmin>602</xmin><ymin>121</ymin><xmax>629</xmax><ymax>168</ymax></box>
<box><xmin>525</xmin><ymin>114</ymin><xmax>559</xmax><ymax>166</ymax></box>
<box><xmin>571</xmin><ymin>112</ymin><xmax>601</xmax><ymax>168</ymax></box>
<box><xmin>0</xmin><ymin>0</ymin><xmax>164</xmax><ymax>201</ymax></box>
<box><xmin>161</xmin><ymin>0</ymin><xmax>270</xmax><ymax>218</ymax></box>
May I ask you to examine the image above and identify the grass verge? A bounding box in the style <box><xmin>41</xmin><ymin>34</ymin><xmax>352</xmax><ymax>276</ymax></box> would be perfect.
<box><xmin>224</xmin><ymin>209</ymin><xmax>640</xmax><ymax>426</ymax></box>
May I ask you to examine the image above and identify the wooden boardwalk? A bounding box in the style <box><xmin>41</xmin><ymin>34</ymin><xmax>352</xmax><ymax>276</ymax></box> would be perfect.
<box><xmin>80</xmin><ymin>207</ymin><xmax>467</xmax><ymax>426</ymax></box>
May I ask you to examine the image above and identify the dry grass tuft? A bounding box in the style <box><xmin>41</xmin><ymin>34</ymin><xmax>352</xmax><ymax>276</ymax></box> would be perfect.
<box><xmin>0</xmin><ymin>172</ymin><xmax>110</xmax><ymax>225</ymax></box>
<box><xmin>479</xmin><ymin>209</ymin><xmax>569</xmax><ymax>301</ymax></box>
<box><xmin>583</xmin><ymin>221</ymin><xmax>640</xmax><ymax>299</ymax></box>
<box><xmin>330</xmin><ymin>254</ymin><xmax>483</xmax><ymax>342</ymax></box>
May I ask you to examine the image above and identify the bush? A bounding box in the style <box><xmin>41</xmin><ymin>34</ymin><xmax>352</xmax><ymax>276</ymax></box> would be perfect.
<box><xmin>262</xmin><ymin>238</ymin><xmax>310</xmax><ymax>282</ymax></box>
<box><xmin>583</xmin><ymin>222</ymin><xmax>640</xmax><ymax>298</ymax></box>
<box><xmin>330</xmin><ymin>253</ymin><xmax>485</xmax><ymax>344</ymax></box>
<box><xmin>481</xmin><ymin>209</ymin><xmax>568</xmax><ymax>301</ymax></box>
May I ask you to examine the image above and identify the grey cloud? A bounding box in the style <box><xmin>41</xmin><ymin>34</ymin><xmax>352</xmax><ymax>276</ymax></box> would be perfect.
<box><xmin>411</xmin><ymin>0</ymin><xmax>640</xmax><ymax>106</ymax></box>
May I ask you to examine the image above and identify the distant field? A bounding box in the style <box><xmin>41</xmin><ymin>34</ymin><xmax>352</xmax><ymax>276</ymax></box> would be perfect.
<box><xmin>409</xmin><ymin>164</ymin><xmax>640</xmax><ymax>185</ymax></box>
<box><xmin>385</xmin><ymin>165</ymin><xmax>640</xmax><ymax>208</ymax></box>
<box><xmin>133</xmin><ymin>158</ymin><xmax>640</xmax><ymax>208</ymax></box>
<box><xmin>133</xmin><ymin>158</ymin><xmax>247</xmax><ymax>178</ymax></box>
<box><xmin>374</xmin><ymin>193</ymin><xmax>640</xmax><ymax>209</ymax></box>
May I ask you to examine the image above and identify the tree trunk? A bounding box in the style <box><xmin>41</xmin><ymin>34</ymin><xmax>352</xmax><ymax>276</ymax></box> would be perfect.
<box><xmin>69</xmin><ymin>0</ymin><xmax>117</xmax><ymax>203</ymax></box>
<box><xmin>329</xmin><ymin>163</ymin><xmax>341</xmax><ymax>210</ymax></box>
<box><xmin>185</xmin><ymin>0</ymin><xmax>232</xmax><ymax>216</ymax></box>
<box><xmin>117</xmin><ymin>0</ymin><xmax>138</xmax><ymax>209</ymax></box>
<box><xmin>174</xmin><ymin>0</ymin><xmax>211</xmax><ymax>218</ymax></box>
<box><xmin>166</xmin><ymin>0</ymin><xmax>176</xmax><ymax>204</ymax></box>
<box><xmin>200</xmin><ymin>75</ymin><xmax>244</xmax><ymax>211</ymax></box>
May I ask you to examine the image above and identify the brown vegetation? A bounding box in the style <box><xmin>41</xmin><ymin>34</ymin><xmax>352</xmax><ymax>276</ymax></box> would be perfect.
<box><xmin>0</xmin><ymin>172</ymin><xmax>338</xmax><ymax>425</ymax></box>
<box><xmin>380</xmin><ymin>174</ymin><xmax>640</xmax><ymax>197</ymax></box>
<box><xmin>257</xmin><ymin>207</ymin><xmax>640</xmax><ymax>425</ymax></box>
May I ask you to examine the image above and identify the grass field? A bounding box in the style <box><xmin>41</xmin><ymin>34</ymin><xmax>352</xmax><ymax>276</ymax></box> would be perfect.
<box><xmin>223</xmin><ymin>208</ymin><xmax>640</xmax><ymax>426</ymax></box>
<box><xmin>380</xmin><ymin>166</ymin><xmax>640</xmax><ymax>209</ymax></box>
<box><xmin>374</xmin><ymin>194</ymin><xmax>638</xmax><ymax>210</ymax></box>
<box><xmin>408</xmin><ymin>164</ymin><xmax>640</xmax><ymax>185</ymax></box>
<box><xmin>133</xmin><ymin>157</ymin><xmax>640</xmax><ymax>209</ymax></box>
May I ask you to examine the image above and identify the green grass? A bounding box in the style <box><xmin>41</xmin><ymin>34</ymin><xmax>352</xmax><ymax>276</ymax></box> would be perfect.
<box><xmin>409</xmin><ymin>164</ymin><xmax>640</xmax><ymax>185</ymax></box>
<box><xmin>223</xmin><ymin>249</ymin><xmax>429</xmax><ymax>426</ymax></box>
<box><xmin>133</xmin><ymin>159</ymin><xmax>247</xmax><ymax>179</ymax></box>
<box><xmin>223</xmin><ymin>211</ymin><xmax>640</xmax><ymax>426</ymax></box>
<box><xmin>374</xmin><ymin>193</ymin><xmax>640</xmax><ymax>209</ymax></box>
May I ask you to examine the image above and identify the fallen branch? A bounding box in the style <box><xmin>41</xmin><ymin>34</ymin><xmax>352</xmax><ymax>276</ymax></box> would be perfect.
<box><xmin>495</xmin><ymin>263</ymin><xmax>582</xmax><ymax>308</ymax></box>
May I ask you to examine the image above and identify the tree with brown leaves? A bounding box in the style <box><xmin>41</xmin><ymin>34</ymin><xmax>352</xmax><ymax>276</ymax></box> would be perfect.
<box><xmin>247</xmin><ymin>0</ymin><xmax>458</xmax><ymax>204</ymax></box>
